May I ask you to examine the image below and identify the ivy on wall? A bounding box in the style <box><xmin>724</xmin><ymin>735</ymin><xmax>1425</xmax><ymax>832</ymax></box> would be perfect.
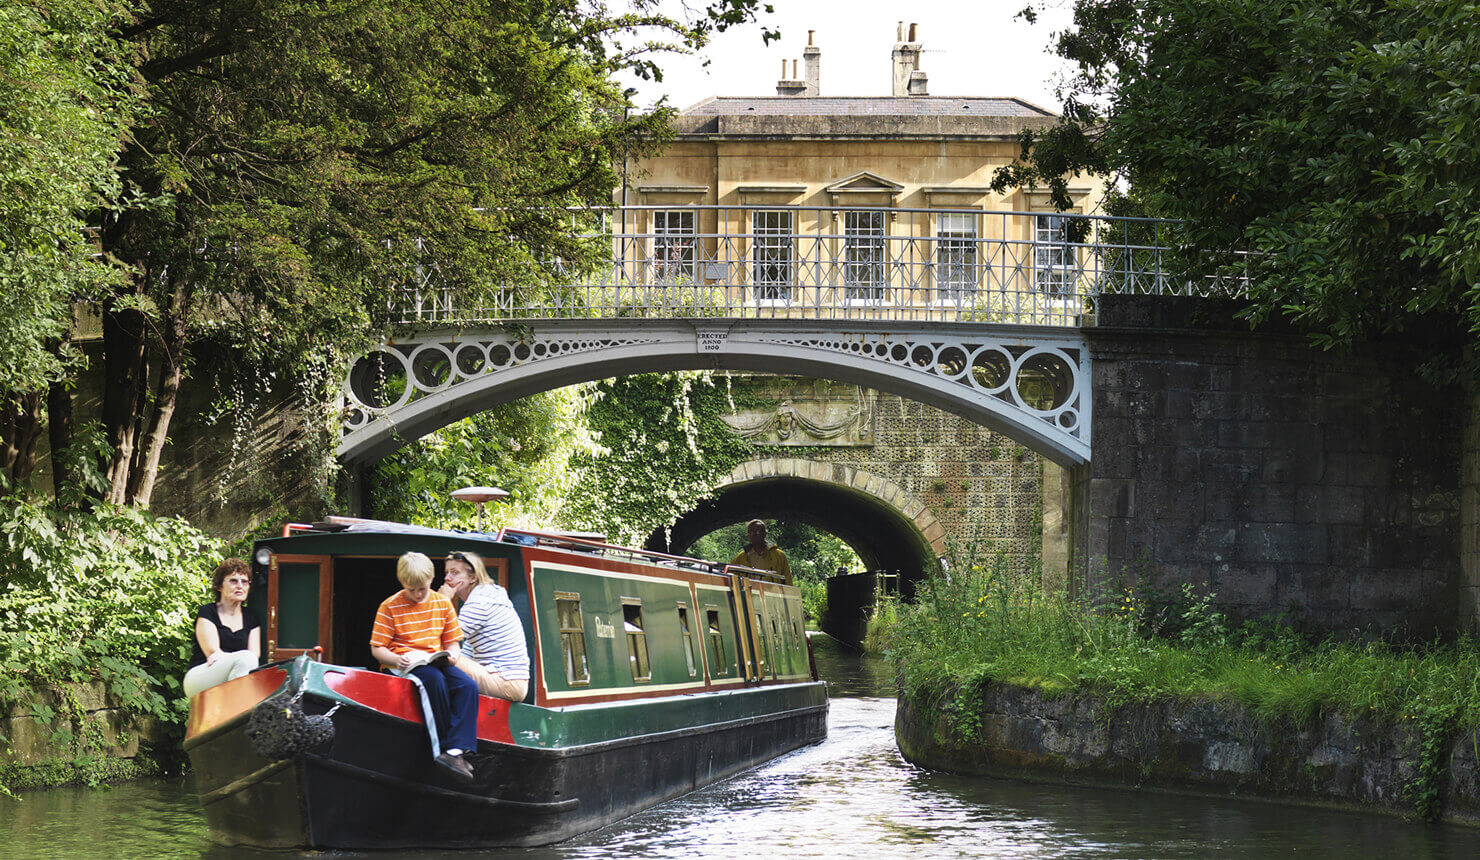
<box><xmin>0</xmin><ymin>496</ymin><xmax>219</xmax><ymax>791</ymax></box>
<box><xmin>562</xmin><ymin>372</ymin><xmax>757</xmax><ymax>546</ymax></box>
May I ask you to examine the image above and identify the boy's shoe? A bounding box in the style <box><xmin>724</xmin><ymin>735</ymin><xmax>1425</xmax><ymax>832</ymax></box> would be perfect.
<box><xmin>436</xmin><ymin>751</ymin><xmax>475</xmax><ymax>783</ymax></box>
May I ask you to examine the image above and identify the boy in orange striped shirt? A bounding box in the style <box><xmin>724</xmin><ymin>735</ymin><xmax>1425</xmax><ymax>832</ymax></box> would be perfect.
<box><xmin>370</xmin><ymin>552</ymin><xmax>479</xmax><ymax>782</ymax></box>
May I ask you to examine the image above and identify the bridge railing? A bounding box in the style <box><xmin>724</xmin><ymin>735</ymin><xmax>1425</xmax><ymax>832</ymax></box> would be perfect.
<box><xmin>391</xmin><ymin>206</ymin><xmax>1241</xmax><ymax>327</ymax></box>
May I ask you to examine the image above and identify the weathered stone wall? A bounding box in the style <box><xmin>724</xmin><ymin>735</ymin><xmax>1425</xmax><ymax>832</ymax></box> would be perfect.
<box><xmin>54</xmin><ymin>340</ymin><xmax>331</xmax><ymax>540</ymax></box>
<box><xmin>1084</xmin><ymin>297</ymin><xmax>1462</xmax><ymax>636</ymax></box>
<box><xmin>897</xmin><ymin>682</ymin><xmax>1480</xmax><ymax>825</ymax></box>
<box><xmin>720</xmin><ymin>375</ymin><xmax>1046</xmax><ymax>572</ymax></box>
<box><xmin>0</xmin><ymin>681</ymin><xmax>167</xmax><ymax>789</ymax></box>
<box><xmin>1461</xmin><ymin>389</ymin><xmax>1480</xmax><ymax>632</ymax></box>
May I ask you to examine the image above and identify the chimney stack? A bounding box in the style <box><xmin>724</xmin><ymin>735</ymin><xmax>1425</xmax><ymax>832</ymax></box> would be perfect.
<box><xmin>776</xmin><ymin>56</ymin><xmax>805</xmax><ymax>96</ymax></box>
<box><xmin>777</xmin><ymin>33</ymin><xmax>821</xmax><ymax>97</ymax></box>
<box><xmin>803</xmin><ymin>30</ymin><xmax>821</xmax><ymax>96</ymax></box>
<box><xmin>891</xmin><ymin>22</ymin><xmax>928</xmax><ymax>96</ymax></box>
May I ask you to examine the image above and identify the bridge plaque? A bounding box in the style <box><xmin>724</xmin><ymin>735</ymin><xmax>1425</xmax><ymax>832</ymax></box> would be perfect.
<box><xmin>696</xmin><ymin>328</ymin><xmax>729</xmax><ymax>353</ymax></box>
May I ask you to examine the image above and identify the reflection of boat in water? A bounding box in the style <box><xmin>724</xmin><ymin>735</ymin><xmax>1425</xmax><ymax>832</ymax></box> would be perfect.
<box><xmin>185</xmin><ymin>519</ymin><xmax>828</xmax><ymax>850</ymax></box>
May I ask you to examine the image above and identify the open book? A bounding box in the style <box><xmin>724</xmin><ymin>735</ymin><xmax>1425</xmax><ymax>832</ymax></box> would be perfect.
<box><xmin>388</xmin><ymin>649</ymin><xmax>452</xmax><ymax>676</ymax></box>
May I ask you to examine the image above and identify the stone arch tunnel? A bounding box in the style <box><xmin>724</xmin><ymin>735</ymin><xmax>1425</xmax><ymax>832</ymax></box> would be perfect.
<box><xmin>644</xmin><ymin>462</ymin><xmax>943</xmax><ymax>599</ymax></box>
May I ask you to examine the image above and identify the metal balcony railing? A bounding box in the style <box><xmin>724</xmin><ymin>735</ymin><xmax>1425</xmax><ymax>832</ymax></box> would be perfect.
<box><xmin>389</xmin><ymin>206</ymin><xmax>1241</xmax><ymax>328</ymax></box>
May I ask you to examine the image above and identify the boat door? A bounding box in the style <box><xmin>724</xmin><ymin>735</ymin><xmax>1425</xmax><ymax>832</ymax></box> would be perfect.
<box><xmin>738</xmin><ymin>580</ymin><xmax>776</xmax><ymax>681</ymax></box>
<box><xmin>266</xmin><ymin>554</ymin><xmax>333</xmax><ymax>662</ymax></box>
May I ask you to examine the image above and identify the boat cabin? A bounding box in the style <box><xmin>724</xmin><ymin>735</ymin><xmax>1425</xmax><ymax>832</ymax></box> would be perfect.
<box><xmin>249</xmin><ymin>520</ymin><xmax>812</xmax><ymax>705</ymax></box>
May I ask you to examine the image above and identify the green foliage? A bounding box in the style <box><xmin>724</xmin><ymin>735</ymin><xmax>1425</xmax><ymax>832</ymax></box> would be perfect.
<box><xmin>796</xmin><ymin>578</ymin><xmax>827</xmax><ymax>625</ymax></box>
<box><xmin>564</xmin><ymin>373</ymin><xmax>755</xmax><ymax>545</ymax></box>
<box><xmin>1004</xmin><ymin>0</ymin><xmax>1480</xmax><ymax>363</ymax></box>
<box><xmin>883</xmin><ymin>549</ymin><xmax>1480</xmax><ymax>818</ymax></box>
<box><xmin>369</xmin><ymin>388</ymin><xmax>598</xmax><ymax>530</ymax></box>
<box><xmin>0</xmin><ymin>495</ymin><xmax>218</xmax><ymax>790</ymax></box>
<box><xmin>2</xmin><ymin>0</ymin><xmax>773</xmax><ymax>506</ymax></box>
<box><xmin>0</xmin><ymin>0</ymin><xmax>132</xmax><ymax>393</ymax></box>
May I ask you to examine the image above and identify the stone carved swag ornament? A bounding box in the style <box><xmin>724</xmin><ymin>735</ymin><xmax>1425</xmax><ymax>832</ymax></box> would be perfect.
<box><xmin>720</xmin><ymin>385</ymin><xmax>874</xmax><ymax>447</ymax></box>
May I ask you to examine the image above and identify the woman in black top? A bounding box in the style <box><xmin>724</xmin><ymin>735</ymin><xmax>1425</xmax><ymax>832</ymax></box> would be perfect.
<box><xmin>182</xmin><ymin>559</ymin><xmax>262</xmax><ymax>699</ymax></box>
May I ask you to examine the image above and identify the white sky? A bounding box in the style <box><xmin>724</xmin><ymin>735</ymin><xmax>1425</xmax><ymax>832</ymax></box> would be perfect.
<box><xmin>619</xmin><ymin>1</ymin><xmax>1075</xmax><ymax>113</ymax></box>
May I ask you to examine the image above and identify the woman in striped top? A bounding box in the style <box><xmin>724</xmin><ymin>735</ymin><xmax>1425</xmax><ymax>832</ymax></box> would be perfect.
<box><xmin>439</xmin><ymin>551</ymin><xmax>530</xmax><ymax>702</ymax></box>
<box><xmin>369</xmin><ymin>552</ymin><xmax>479</xmax><ymax>782</ymax></box>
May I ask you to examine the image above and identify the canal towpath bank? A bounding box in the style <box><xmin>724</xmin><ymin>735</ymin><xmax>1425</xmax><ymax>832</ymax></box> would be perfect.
<box><xmin>3</xmin><ymin>634</ymin><xmax>1480</xmax><ymax>858</ymax></box>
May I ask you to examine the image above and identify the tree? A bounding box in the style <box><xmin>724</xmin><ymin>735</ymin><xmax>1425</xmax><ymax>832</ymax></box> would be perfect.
<box><xmin>0</xmin><ymin>0</ymin><xmax>132</xmax><ymax>490</ymax></box>
<box><xmin>368</xmin><ymin>389</ymin><xmax>598</xmax><ymax>530</ymax></box>
<box><xmin>48</xmin><ymin>0</ymin><xmax>771</xmax><ymax>507</ymax></box>
<box><xmin>999</xmin><ymin>0</ymin><xmax>1480</xmax><ymax>361</ymax></box>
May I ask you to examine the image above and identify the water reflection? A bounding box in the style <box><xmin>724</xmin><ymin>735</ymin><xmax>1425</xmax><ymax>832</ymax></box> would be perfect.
<box><xmin>3</xmin><ymin>634</ymin><xmax>1478</xmax><ymax>858</ymax></box>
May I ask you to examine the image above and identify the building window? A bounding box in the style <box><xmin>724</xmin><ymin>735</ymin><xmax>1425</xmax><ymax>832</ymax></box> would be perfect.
<box><xmin>936</xmin><ymin>212</ymin><xmax>978</xmax><ymax>303</ymax></box>
<box><xmin>556</xmin><ymin>592</ymin><xmax>589</xmax><ymax>685</ymax></box>
<box><xmin>622</xmin><ymin>599</ymin><xmax>650</xmax><ymax>682</ymax></box>
<box><xmin>706</xmin><ymin>606</ymin><xmax>728</xmax><ymax>676</ymax></box>
<box><xmin>1035</xmin><ymin>214</ymin><xmax>1075</xmax><ymax>299</ymax></box>
<box><xmin>752</xmin><ymin>210</ymin><xmax>794</xmax><ymax>302</ymax></box>
<box><xmin>677</xmin><ymin>604</ymin><xmax>698</xmax><ymax>678</ymax></box>
<box><xmin>653</xmin><ymin>210</ymin><xmax>696</xmax><ymax>283</ymax></box>
<box><xmin>843</xmin><ymin>210</ymin><xmax>886</xmax><ymax>302</ymax></box>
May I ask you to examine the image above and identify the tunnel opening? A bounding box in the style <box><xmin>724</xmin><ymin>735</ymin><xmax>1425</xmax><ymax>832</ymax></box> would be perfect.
<box><xmin>644</xmin><ymin>476</ymin><xmax>939</xmax><ymax>601</ymax></box>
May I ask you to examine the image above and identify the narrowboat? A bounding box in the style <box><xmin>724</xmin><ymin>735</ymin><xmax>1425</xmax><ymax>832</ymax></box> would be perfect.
<box><xmin>184</xmin><ymin>518</ymin><xmax>828</xmax><ymax>850</ymax></box>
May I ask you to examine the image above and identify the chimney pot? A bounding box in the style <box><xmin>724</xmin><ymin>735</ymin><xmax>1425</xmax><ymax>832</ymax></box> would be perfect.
<box><xmin>909</xmin><ymin>22</ymin><xmax>918</xmax><ymax>42</ymax></box>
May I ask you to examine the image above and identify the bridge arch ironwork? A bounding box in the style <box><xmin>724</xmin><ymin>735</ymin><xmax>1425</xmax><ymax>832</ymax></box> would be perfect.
<box><xmin>336</xmin><ymin>205</ymin><xmax>1230</xmax><ymax>468</ymax></box>
<box><xmin>338</xmin><ymin>318</ymin><xmax>1091</xmax><ymax>467</ymax></box>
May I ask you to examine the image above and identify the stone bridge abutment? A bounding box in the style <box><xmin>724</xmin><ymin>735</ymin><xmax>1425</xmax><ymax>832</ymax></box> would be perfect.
<box><xmin>1080</xmin><ymin>296</ymin><xmax>1467</xmax><ymax>636</ymax></box>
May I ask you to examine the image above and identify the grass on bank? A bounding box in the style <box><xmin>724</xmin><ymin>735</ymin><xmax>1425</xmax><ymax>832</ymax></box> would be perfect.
<box><xmin>878</xmin><ymin>551</ymin><xmax>1480</xmax><ymax>735</ymax></box>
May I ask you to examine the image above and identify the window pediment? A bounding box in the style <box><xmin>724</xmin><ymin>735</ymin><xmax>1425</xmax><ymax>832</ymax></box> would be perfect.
<box><xmin>824</xmin><ymin>171</ymin><xmax>903</xmax><ymax>207</ymax></box>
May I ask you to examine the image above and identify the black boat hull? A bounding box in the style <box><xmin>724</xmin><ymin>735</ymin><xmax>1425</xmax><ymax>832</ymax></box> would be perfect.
<box><xmin>189</xmin><ymin>687</ymin><xmax>828</xmax><ymax>849</ymax></box>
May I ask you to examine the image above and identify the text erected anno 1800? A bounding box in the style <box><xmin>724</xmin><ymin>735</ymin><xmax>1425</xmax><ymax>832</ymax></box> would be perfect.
<box><xmin>696</xmin><ymin>330</ymin><xmax>728</xmax><ymax>352</ymax></box>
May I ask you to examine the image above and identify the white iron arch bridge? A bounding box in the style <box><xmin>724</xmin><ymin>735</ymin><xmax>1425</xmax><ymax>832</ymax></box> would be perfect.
<box><xmin>338</xmin><ymin>206</ymin><xmax>1229</xmax><ymax>467</ymax></box>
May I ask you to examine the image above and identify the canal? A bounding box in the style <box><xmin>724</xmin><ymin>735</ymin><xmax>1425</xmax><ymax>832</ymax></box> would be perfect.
<box><xmin>4</xmin><ymin>635</ymin><xmax>1480</xmax><ymax>858</ymax></box>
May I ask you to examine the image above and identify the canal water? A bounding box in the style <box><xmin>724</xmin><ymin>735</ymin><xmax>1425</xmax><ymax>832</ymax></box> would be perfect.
<box><xmin>5</xmin><ymin>635</ymin><xmax>1480</xmax><ymax>858</ymax></box>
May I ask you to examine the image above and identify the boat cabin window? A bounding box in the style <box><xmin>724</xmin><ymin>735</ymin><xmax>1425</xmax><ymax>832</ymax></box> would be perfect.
<box><xmin>622</xmin><ymin>599</ymin><xmax>650</xmax><ymax>682</ymax></box>
<box><xmin>677</xmin><ymin>604</ymin><xmax>697</xmax><ymax>678</ymax></box>
<box><xmin>706</xmin><ymin>606</ymin><xmax>728</xmax><ymax>676</ymax></box>
<box><xmin>556</xmin><ymin>592</ymin><xmax>590</xmax><ymax>685</ymax></box>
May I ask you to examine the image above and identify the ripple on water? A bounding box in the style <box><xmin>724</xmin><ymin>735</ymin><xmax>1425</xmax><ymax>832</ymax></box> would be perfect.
<box><xmin>8</xmin><ymin>650</ymin><xmax>1480</xmax><ymax>860</ymax></box>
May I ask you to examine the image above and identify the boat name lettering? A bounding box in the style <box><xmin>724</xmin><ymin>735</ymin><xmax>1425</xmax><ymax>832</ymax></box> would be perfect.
<box><xmin>594</xmin><ymin>617</ymin><xmax>616</xmax><ymax>638</ymax></box>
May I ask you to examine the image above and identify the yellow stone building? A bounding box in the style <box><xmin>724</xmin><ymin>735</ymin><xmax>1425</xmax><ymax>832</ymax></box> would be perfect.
<box><xmin>619</xmin><ymin>25</ymin><xmax>1093</xmax><ymax>580</ymax></box>
<box><xmin>622</xmin><ymin>23</ymin><xmax>1104</xmax><ymax>321</ymax></box>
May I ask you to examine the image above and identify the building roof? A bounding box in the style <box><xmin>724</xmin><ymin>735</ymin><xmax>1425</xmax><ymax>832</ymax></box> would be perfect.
<box><xmin>670</xmin><ymin>96</ymin><xmax>1059</xmax><ymax>140</ymax></box>
<box><xmin>679</xmin><ymin>96</ymin><xmax>1055</xmax><ymax>118</ymax></box>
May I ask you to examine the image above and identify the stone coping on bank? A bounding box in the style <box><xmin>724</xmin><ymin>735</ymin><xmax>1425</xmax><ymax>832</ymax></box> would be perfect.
<box><xmin>1</xmin><ymin>680</ymin><xmax>168</xmax><ymax>790</ymax></box>
<box><xmin>896</xmin><ymin>681</ymin><xmax>1480</xmax><ymax>825</ymax></box>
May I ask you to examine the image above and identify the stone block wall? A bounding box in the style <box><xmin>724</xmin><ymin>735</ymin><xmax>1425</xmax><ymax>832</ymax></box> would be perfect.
<box><xmin>1086</xmin><ymin>297</ymin><xmax>1462</xmax><ymax>636</ymax></box>
<box><xmin>1</xmin><ymin>681</ymin><xmax>165</xmax><ymax>789</ymax></box>
<box><xmin>1462</xmin><ymin>389</ymin><xmax>1480</xmax><ymax>632</ymax></box>
<box><xmin>721</xmin><ymin>375</ymin><xmax>1047</xmax><ymax>573</ymax></box>
<box><xmin>897</xmin><ymin>681</ymin><xmax>1480</xmax><ymax>825</ymax></box>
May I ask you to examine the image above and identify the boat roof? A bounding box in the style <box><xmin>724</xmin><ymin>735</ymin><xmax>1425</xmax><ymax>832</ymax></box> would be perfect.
<box><xmin>259</xmin><ymin>517</ymin><xmax>783</xmax><ymax>582</ymax></box>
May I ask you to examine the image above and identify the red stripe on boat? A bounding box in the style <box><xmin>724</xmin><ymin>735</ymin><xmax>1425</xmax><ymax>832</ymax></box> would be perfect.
<box><xmin>322</xmin><ymin>668</ymin><xmax>514</xmax><ymax>743</ymax></box>
<box><xmin>185</xmin><ymin>667</ymin><xmax>287</xmax><ymax>740</ymax></box>
<box><xmin>323</xmin><ymin>668</ymin><xmax>424</xmax><ymax>723</ymax></box>
<box><xmin>475</xmin><ymin>696</ymin><xmax>514</xmax><ymax>744</ymax></box>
